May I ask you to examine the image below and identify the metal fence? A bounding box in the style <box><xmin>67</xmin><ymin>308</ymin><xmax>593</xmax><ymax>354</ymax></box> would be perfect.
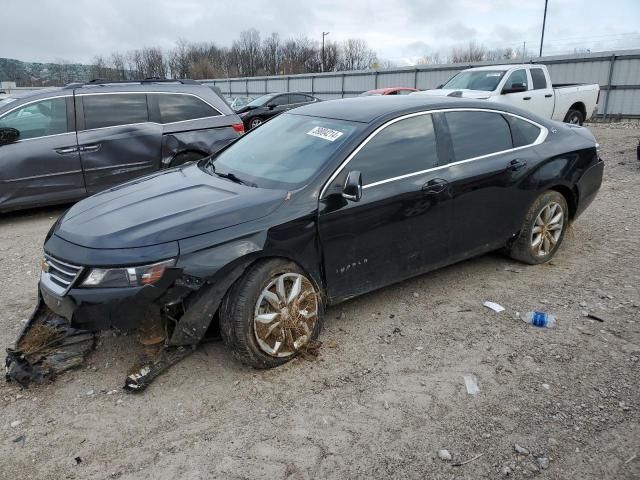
<box><xmin>202</xmin><ymin>49</ymin><xmax>640</xmax><ymax>119</ymax></box>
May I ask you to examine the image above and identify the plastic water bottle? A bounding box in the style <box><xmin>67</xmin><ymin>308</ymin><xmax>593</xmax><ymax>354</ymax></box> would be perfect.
<box><xmin>523</xmin><ymin>311</ymin><xmax>556</xmax><ymax>328</ymax></box>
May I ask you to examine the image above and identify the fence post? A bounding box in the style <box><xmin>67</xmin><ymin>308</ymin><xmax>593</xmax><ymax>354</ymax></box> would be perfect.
<box><xmin>287</xmin><ymin>76</ymin><xmax>290</xmax><ymax>93</ymax></box>
<box><xmin>374</xmin><ymin>71</ymin><xmax>379</xmax><ymax>89</ymax></box>
<box><xmin>414</xmin><ymin>68</ymin><xmax>418</xmax><ymax>89</ymax></box>
<box><xmin>311</xmin><ymin>75</ymin><xmax>315</xmax><ymax>96</ymax></box>
<box><xmin>264</xmin><ymin>78</ymin><xmax>268</xmax><ymax>94</ymax></box>
<box><xmin>603</xmin><ymin>54</ymin><xmax>616</xmax><ymax>120</ymax></box>
<box><xmin>341</xmin><ymin>73</ymin><xmax>345</xmax><ymax>98</ymax></box>
<box><xmin>245</xmin><ymin>78</ymin><xmax>249</xmax><ymax>96</ymax></box>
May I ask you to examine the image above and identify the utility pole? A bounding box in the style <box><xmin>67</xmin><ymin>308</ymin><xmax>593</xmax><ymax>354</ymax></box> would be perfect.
<box><xmin>539</xmin><ymin>0</ymin><xmax>549</xmax><ymax>57</ymax></box>
<box><xmin>322</xmin><ymin>31</ymin><xmax>330</xmax><ymax>72</ymax></box>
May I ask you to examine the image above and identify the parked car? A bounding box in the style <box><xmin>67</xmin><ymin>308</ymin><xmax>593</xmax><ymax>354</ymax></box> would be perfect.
<box><xmin>235</xmin><ymin>92</ymin><xmax>321</xmax><ymax>129</ymax></box>
<box><xmin>12</xmin><ymin>95</ymin><xmax>603</xmax><ymax>388</ymax></box>
<box><xmin>226</xmin><ymin>95</ymin><xmax>256</xmax><ymax>111</ymax></box>
<box><xmin>0</xmin><ymin>79</ymin><xmax>244</xmax><ymax>212</ymax></box>
<box><xmin>360</xmin><ymin>87</ymin><xmax>418</xmax><ymax>96</ymax></box>
<box><xmin>414</xmin><ymin>64</ymin><xmax>600</xmax><ymax>125</ymax></box>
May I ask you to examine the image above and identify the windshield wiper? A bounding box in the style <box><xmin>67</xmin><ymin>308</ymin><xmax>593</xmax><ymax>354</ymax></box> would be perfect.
<box><xmin>214</xmin><ymin>170</ymin><xmax>257</xmax><ymax>187</ymax></box>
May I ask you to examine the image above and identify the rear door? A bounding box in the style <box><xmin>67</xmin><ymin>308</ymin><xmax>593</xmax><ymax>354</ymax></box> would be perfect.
<box><xmin>265</xmin><ymin>94</ymin><xmax>291</xmax><ymax>119</ymax></box>
<box><xmin>76</xmin><ymin>92</ymin><xmax>162</xmax><ymax>195</ymax></box>
<box><xmin>0</xmin><ymin>96</ymin><xmax>85</xmax><ymax>210</ymax></box>
<box><xmin>526</xmin><ymin>67</ymin><xmax>554</xmax><ymax>119</ymax></box>
<box><xmin>438</xmin><ymin>110</ymin><xmax>543</xmax><ymax>260</ymax></box>
<box><xmin>318</xmin><ymin>113</ymin><xmax>449</xmax><ymax>301</ymax></box>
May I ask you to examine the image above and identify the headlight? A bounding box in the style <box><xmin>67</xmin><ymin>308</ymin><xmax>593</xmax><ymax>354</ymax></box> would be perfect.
<box><xmin>80</xmin><ymin>259</ymin><xmax>175</xmax><ymax>288</ymax></box>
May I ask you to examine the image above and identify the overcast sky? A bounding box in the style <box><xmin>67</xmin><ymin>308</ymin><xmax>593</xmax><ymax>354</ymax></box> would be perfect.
<box><xmin>2</xmin><ymin>0</ymin><xmax>639</xmax><ymax>65</ymax></box>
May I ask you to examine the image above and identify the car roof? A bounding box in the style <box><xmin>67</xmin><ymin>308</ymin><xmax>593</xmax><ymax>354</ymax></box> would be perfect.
<box><xmin>289</xmin><ymin>95</ymin><xmax>539</xmax><ymax>124</ymax></box>
<box><xmin>467</xmin><ymin>64</ymin><xmax>536</xmax><ymax>72</ymax></box>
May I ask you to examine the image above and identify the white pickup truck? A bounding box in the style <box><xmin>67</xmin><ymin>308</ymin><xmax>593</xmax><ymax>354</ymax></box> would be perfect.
<box><xmin>414</xmin><ymin>64</ymin><xmax>600</xmax><ymax>125</ymax></box>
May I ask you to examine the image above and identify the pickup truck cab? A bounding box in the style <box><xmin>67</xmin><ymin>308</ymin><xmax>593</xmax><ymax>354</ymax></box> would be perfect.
<box><xmin>414</xmin><ymin>64</ymin><xmax>599</xmax><ymax>125</ymax></box>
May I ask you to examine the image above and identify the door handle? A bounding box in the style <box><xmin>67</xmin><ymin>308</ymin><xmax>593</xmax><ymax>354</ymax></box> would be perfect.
<box><xmin>55</xmin><ymin>146</ymin><xmax>78</xmax><ymax>154</ymax></box>
<box><xmin>509</xmin><ymin>159</ymin><xmax>527</xmax><ymax>172</ymax></box>
<box><xmin>544</xmin><ymin>94</ymin><xmax>553</xmax><ymax>98</ymax></box>
<box><xmin>79</xmin><ymin>144</ymin><xmax>101</xmax><ymax>153</ymax></box>
<box><xmin>523</xmin><ymin>97</ymin><xmax>531</xmax><ymax>100</ymax></box>
<box><xmin>422</xmin><ymin>178</ymin><xmax>449</xmax><ymax>195</ymax></box>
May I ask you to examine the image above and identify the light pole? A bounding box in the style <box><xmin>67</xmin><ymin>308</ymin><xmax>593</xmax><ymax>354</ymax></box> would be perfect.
<box><xmin>539</xmin><ymin>0</ymin><xmax>549</xmax><ymax>57</ymax></box>
<box><xmin>322</xmin><ymin>31</ymin><xmax>330</xmax><ymax>72</ymax></box>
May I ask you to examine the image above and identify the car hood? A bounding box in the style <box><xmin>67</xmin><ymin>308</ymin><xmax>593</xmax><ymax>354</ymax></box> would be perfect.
<box><xmin>415</xmin><ymin>89</ymin><xmax>492</xmax><ymax>100</ymax></box>
<box><xmin>54</xmin><ymin>164</ymin><xmax>287</xmax><ymax>249</ymax></box>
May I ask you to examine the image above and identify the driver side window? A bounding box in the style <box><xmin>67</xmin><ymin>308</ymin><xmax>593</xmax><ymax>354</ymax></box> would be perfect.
<box><xmin>504</xmin><ymin>69</ymin><xmax>528</xmax><ymax>91</ymax></box>
<box><xmin>0</xmin><ymin>97</ymin><xmax>68</xmax><ymax>141</ymax></box>
<box><xmin>271</xmin><ymin>95</ymin><xmax>290</xmax><ymax>106</ymax></box>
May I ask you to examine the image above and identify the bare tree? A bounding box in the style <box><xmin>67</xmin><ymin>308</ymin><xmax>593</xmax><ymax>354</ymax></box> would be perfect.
<box><xmin>262</xmin><ymin>32</ymin><xmax>281</xmax><ymax>75</ymax></box>
<box><xmin>339</xmin><ymin>39</ymin><xmax>376</xmax><ymax>70</ymax></box>
<box><xmin>234</xmin><ymin>29</ymin><xmax>262</xmax><ymax>76</ymax></box>
<box><xmin>450</xmin><ymin>42</ymin><xmax>486</xmax><ymax>63</ymax></box>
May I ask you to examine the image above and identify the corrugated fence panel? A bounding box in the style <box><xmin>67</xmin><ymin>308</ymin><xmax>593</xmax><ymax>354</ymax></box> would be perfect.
<box><xmin>195</xmin><ymin>50</ymin><xmax>640</xmax><ymax>117</ymax></box>
<box><xmin>289</xmin><ymin>77</ymin><xmax>312</xmax><ymax>92</ymax></box>
<box><xmin>611</xmin><ymin>58</ymin><xmax>640</xmax><ymax>85</ymax></box>
<box><xmin>314</xmin><ymin>75</ymin><xmax>343</xmax><ymax>94</ymax></box>
<box><xmin>344</xmin><ymin>75</ymin><xmax>375</xmax><ymax>95</ymax></box>
<box><xmin>377</xmin><ymin>71</ymin><xmax>417</xmax><ymax>88</ymax></box>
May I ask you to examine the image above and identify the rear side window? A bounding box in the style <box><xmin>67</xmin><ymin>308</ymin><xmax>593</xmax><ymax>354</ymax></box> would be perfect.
<box><xmin>505</xmin><ymin>115</ymin><xmax>542</xmax><ymax>147</ymax></box>
<box><xmin>0</xmin><ymin>97</ymin><xmax>68</xmax><ymax>140</ymax></box>
<box><xmin>445</xmin><ymin>111</ymin><xmax>513</xmax><ymax>161</ymax></box>
<box><xmin>83</xmin><ymin>94</ymin><xmax>148</xmax><ymax>130</ymax></box>
<box><xmin>156</xmin><ymin>94</ymin><xmax>219</xmax><ymax>123</ymax></box>
<box><xmin>530</xmin><ymin>69</ymin><xmax>547</xmax><ymax>89</ymax></box>
<box><xmin>290</xmin><ymin>94</ymin><xmax>310</xmax><ymax>104</ymax></box>
<box><xmin>348</xmin><ymin>114</ymin><xmax>439</xmax><ymax>185</ymax></box>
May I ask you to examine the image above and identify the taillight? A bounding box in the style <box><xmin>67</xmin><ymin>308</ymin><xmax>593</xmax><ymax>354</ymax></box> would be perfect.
<box><xmin>232</xmin><ymin>123</ymin><xmax>245</xmax><ymax>134</ymax></box>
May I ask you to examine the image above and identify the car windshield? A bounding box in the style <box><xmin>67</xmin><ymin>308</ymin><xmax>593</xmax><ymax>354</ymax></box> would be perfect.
<box><xmin>207</xmin><ymin>114</ymin><xmax>361</xmax><ymax>189</ymax></box>
<box><xmin>246</xmin><ymin>94</ymin><xmax>277</xmax><ymax>108</ymax></box>
<box><xmin>443</xmin><ymin>70</ymin><xmax>506</xmax><ymax>91</ymax></box>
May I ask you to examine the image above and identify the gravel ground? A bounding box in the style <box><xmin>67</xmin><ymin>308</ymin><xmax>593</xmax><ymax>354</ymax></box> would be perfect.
<box><xmin>1</xmin><ymin>124</ymin><xmax>639</xmax><ymax>480</ymax></box>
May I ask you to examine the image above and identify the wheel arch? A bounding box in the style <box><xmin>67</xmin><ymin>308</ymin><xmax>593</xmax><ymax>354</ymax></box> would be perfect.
<box><xmin>549</xmin><ymin>184</ymin><xmax>578</xmax><ymax>219</ymax></box>
<box><xmin>568</xmin><ymin>102</ymin><xmax>586</xmax><ymax>120</ymax></box>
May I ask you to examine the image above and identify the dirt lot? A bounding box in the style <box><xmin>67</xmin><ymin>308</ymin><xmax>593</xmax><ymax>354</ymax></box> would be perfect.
<box><xmin>1</xmin><ymin>124</ymin><xmax>639</xmax><ymax>480</ymax></box>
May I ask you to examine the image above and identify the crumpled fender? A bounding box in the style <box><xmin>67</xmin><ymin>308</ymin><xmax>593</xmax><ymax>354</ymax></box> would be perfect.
<box><xmin>161</xmin><ymin>129</ymin><xmax>235</xmax><ymax>167</ymax></box>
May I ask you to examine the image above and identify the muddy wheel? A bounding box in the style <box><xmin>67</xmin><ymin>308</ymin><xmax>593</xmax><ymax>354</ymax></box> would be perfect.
<box><xmin>507</xmin><ymin>190</ymin><xmax>568</xmax><ymax>265</ymax></box>
<box><xmin>220</xmin><ymin>259</ymin><xmax>322</xmax><ymax>368</ymax></box>
<box><xmin>564</xmin><ymin>109</ymin><xmax>584</xmax><ymax>125</ymax></box>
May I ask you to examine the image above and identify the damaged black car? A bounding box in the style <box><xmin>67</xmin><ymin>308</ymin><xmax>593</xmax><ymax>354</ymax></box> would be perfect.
<box><xmin>6</xmin><ymin>96</ymin><xmax>604</xmax><ymax>391</ymax></box>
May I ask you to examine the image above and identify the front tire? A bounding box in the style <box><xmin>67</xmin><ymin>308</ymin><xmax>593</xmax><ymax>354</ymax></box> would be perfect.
<box><xmin>564</xmin><ymin>109</ymin><xmax>584</xmax><ymax>125</ymax></box>
<box><xmin>507</xmin><ymin>191</ymin><xmax>568</xmax><ymax>265</ymax></box>
<box><xmin>220</xmin><ymin>259</ymin><xmax>323</xmax><ymax>368</ymax></box>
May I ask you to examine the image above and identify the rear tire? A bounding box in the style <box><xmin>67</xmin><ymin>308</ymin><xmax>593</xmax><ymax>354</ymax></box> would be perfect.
<box><xmin>564</xmin><ymin>109</ymin><xmax>584</xmax><ymax>125</ymax></box>
<box><xmin>507</xmin><ymin>191</ymin><xmax>568</xmax><ymax>265</ymax></box>
<box><xmin>220</xmin><ymin>259</ymin><xmax>323</xmax><ymax>368</ymax></box>
<box><xmin>249</xmin><ymin>117</ymin><xmax>263</xmax><ymax>129</ymax></box>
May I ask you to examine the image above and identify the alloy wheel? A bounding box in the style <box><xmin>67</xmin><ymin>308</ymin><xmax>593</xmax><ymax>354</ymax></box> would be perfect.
<box><xmin>253</xmin><ymin>273</ymin><xmax>318</xmax><ymax>357</ymax></box>
<box><xmin>531</xmin><ymin>202</ymin><xmax>564</xmax><ymax>257</ymax></box>
<box><xmin>251</xmin><ymin>118</ymin><xmax>262</xmax><ymax>128</ymax></box>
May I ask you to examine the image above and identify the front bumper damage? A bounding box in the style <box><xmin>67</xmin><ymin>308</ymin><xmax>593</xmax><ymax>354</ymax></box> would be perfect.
<box><xmin>5</xmin><ymin>268</ymin><xmax>220</xmax><ymax>393</ymax></box>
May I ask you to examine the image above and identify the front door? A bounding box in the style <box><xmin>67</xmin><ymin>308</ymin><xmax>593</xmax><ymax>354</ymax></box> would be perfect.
<box><xmin>76</xmin><ymin>93</ymin><xmax>162</xmax><ymax>195</ymax></box>
<box><xmin>499</xmin><ymin>69</ymin><xmax>533</xmax><ymax>112</ymax></box>
<box><xmin>318</xmin><ymin>113</ymin><xmax>450</xmax><ymax>302</ymax></box>
<box><xmin>0</xmin><ymin>96</ymin><xmax>85</xmax><ymax>210</ymax></box>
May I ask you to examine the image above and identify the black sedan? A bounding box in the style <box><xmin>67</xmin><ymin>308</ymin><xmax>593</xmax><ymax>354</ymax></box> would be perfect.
<box><xmin>8</xmin><ymin>96</ymin><xmax>603</xmax><ymax>389</ymax></box>
<box><xmin>236</xmin><ymin>92</ymin><xmax>321</xmax><ymax>129</ymax></box>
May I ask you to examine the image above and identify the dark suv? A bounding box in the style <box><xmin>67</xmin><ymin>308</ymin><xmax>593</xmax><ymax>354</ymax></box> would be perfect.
<box><xmin>0</xmin><ymin>79</ymin><xmax>243</xmax><ymax>212</ymax></box>
<box><xmin>236</xmin><ymin>92</ymin><xmax>321</xmax><ymax>130</ymax></box>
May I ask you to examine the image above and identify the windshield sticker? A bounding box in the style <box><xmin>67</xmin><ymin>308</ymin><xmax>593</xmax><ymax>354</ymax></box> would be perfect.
<box><xmin>307</xmin><ymin>126</ymin><xmax>344</xmax><ymax>142</ymax></box>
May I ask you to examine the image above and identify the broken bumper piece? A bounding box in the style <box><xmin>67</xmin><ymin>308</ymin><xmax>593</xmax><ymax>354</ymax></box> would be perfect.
<box><xmin>5</xmin><ymin>298</ymin><xmax>96</xmax><ymax>388</ymax></box>
<box><xmin>124</xmin><ymin>346</ymin><xmax>195</xmax><ymax>392</ymax></box>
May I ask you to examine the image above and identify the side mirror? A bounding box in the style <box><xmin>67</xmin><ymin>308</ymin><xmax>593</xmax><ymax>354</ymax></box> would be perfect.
<box><xmin>267</xmin><ymin>103</ymin><xmax>277</xmax><ymax>109</ymax></box>
<box><xmin>0</xmin><ymin>127</ymin><xmax>19</xmax><ymax>145</ymax></box>
<box><xmin>342</xmin><ymin>171</ymin><xmax>362</xmax><ymax>202</ymax></box>
<box><xmin>436</xmin><ymin>84</ymin><xmax>444</xmax><ymax>89</ymax></box>
<box><xmin>502</xmin><ymin>83</ymin><xmax>527</xmax><ymax>94</ymax></box>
